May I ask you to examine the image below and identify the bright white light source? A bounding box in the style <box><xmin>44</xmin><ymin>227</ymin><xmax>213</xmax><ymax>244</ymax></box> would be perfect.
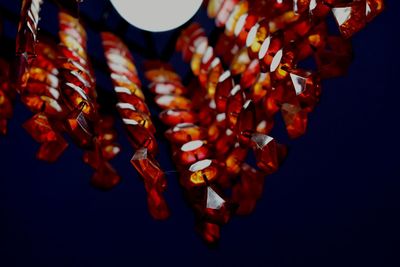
<box><xmin>110</xmin><ymin>0</ymin><xmax>203</xmax><ymax>32</ymax></box>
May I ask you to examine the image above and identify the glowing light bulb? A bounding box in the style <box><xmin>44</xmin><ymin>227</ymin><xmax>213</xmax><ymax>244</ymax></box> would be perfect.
<box><xmin>109</xmin><ymin>0</ymin><xmax>203</xmax><ymax>32</ymax></box>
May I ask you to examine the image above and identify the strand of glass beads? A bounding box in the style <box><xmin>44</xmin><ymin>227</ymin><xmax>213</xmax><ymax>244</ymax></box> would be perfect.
<box><xmin>176</xmin><ymin>23</ymin><xmax>287</xmax><ymax>207</ymax></box>
<box><xmin>144</xmin><ymin>61</ymin><xmax>234</xmax><ymax>244</ymax></box>
<box><xmin>101</xmin><ymin>33</ymin><xmax>170</xmax><ymax>219</ymax></box>
<box><xmin>56</xmin><ymin>10</ymin><xmax>120</xmax><ymax>189</ymax></box>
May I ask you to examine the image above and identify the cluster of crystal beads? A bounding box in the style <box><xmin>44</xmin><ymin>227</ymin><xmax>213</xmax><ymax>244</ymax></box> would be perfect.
<box><xmin>0</xmin><ymin>0</ymin><xmax>384</xmax><ymax>245</ymax></box>
<box><xmin>101</xmin><ymin>33</ymin><xmax>169</xmax><ymax>219</ymax></box>
<box><xmin>15</xmin><ymin>1</ymin><xmax>121</xmax><ymax>189</ymax></box>
<box><xmin>172</xmin><ymin>0</ymin><xmax>383</xmax><ymax>243</ymax></box>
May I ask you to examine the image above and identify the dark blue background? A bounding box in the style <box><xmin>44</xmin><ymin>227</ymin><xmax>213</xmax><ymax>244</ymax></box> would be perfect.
<box><xmin>0</xmin><ymin>1</ymin><xmax>399</xmax><ymax>266</ymax></box>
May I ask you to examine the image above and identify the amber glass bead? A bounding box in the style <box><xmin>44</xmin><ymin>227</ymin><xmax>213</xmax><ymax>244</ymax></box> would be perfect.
<box><xmin>206</xmin><ymin>58</ymin><xmax>224</xmax><ymax>98</ymax></box>
<box><xmin>145</xmin><ymin>69</ymin><xmax>181</xmax><ymax>84</ymax></box>
<box><xmin>23</xmin><ymin>114</ymin><xmax>57</xmax><ymax>143</ymax></box>
<box><xmin>248</xmin><ymin>72</ymin><xmax>270</xmax><ymax>103</ymax></box>
<box><xmin>281</xmin><ymin>102</ymin><xmax>308</xmax><ymax>139</ymax></box>
<box><xmin>246</xmin><ymin>19</ymin><xmax>270</xmax><ymax>60</ymax></box>
<box><xmin>225</xmin><ymin>0</ymin><xmax>249</xmax><ymax>36</ymax></box>
<box><xmin>288</xmin><ymin>69</ymin><xmax>321</xmax><ymax>112</ymax></box>
<box><xmin>251</xmin><ymin>133</ymin><xmax>287</xmax><ymax>175</ymax></box>
<box><xmin>159</xmin><ymin>109</ymin><xmax>197</xmax><ymax>126</ymax></box>
<box><xmin>149</xmin><ymin>81</ymin><xmax>187</xmax><ymax>95</ymax></box>
<box><xmin>215</xmin><ymin>0</ymin><xmax>240</xmax><ymax>27</ymax></box>
<box><xmin>117</xmin><ymin>107</ymin><xmax>156</xmax><ymax>134</ymax></box>
<box><xmin>225</xmin><ymin>85</ymin><xmax>245</xmax><ymax>130</ymax></box>
<box><xmin>207</xmin><ymin>0</ymin><xmax>225</xmax><ymax>18</ymax></box>
<box><xmin>214</xmin><ymin>33</ymin><xmax>239</xmax><ymax>66</ymax></box>
<box><xmin>118</xmin><ymin>92</ymin><xmax>150</xmax><ymax>115</ymax></box>
<box><xmin>146</xmin><ymin>188</ymin><xmax>170</xmax><ymax>220</ymax></box>
<box><xmin>234</xmin><ymin>14</ymin><xmax>258</xmax><ymax>47</ymax></box>
<box><xmin>230</xmin><ymin>47</ymin><xmax>251</xmax><ymax>76</ymax></box>
<box><xmin>232</xmin><ymin>163</ymin><xmax>264</xmax><ymax>215</ymax></box>
<box><xmin>258</xmin><ymin>34</ymin><xmax>284</xmax><ymax>73</ymax></box>
<box><xmin>155</xmin><ymin>95</ymin><xmax>192</xmax><ymax>110</ymax></box>
<box><xmin>314</xmin><ymin>36</ymin><xmax>352</xmax><ymax>79</ymax></box>
<box><xmin>190</xmin><ymin>39</ymin><xmax>208</xmax><ymax>76</ymax></box>
<box><xmin>66</xmin><ymin>107</ymin><xmax>94</xmax><ymax>149</ymax></box>
<box><xmin>224</xmin><ymin>144</ymin><xmax>248</xmax><ymax>177</ymax></box>
<box><xmin>165</xmin><ymin>123</ymin><xmax>207</xmax><ymax>144</ymax></box>
<box><xmin>366</xmin><ymin>0</ymin><xmax>384</xmax><ymax>22</ymax></box>
<box><xmin>91</xmin><ymin>161</ymin><xmax>121</xmax><ymax>191</ymax></box>
<box><xmin>235</xmin><ymin>100</ymin><xmax>256</xmax><ymax>145</ymax></box>
<box><xmin>214</xmin><ymin>129</ymin><xmax>236</xmax><ymax>158</ymax></box>
<box><xmin>240</xmin><ymin>59</ymin><xmax>260</xmax><ymax>89</ymax></box>
<box><xmin>186</xmin><ymin>159</ymin><xmax>219</xmax><ymax>186</ymax></box>
<box><xmin>123</xmin><ymin>121</ymin><xmax>158</xmax><ymax>154</ymax></box>
<box><xmin>198</xmin><ymin>221</ymin><xmax>220</xmax><ymax>245</ymax></box>
<box><xmin>199</xmin><ymin>46</ymin><xmax>216</xmax><ymax>88</ymax></box>
<box><xmin>131</xmin><ymin>148</ymin><xmax>167</xmax><ymax>193</ymax></box>
<box><xmin>332</xmin><ymin>1</ymin><xmax>366</xmax><ymax>39</ymax></box>
<box><xmin>37</xmin><ymin>136</ymin><xmax>68</xmax><ymax>162</ymax></box>
<box><xmin>175</xmin><ymin>140</ymin><xmax>210</xmax><ymax>166</ymax></box>
<box><xmin>215</xmin><ymin>70</ymin><xmax>234</xmax><ymax>113</ymax></box>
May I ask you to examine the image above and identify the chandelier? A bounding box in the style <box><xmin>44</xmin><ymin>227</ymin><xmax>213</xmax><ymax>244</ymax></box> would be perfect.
<box><xmin>0</xmin><ymin>0</ymin><xmax>384</xmax><ymax>244</ymax></box>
